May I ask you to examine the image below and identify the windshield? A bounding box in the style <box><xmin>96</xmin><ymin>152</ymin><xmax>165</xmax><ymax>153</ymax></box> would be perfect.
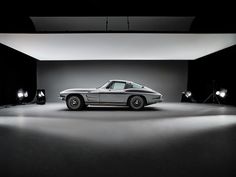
<box><xmin>97</xmin><ymin>81</ymin><xmax>110</xmax><ymax>89</ymax></box>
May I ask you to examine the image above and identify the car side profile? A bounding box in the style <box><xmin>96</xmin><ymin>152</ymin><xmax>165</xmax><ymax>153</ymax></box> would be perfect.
<box><xmin>59</xmin><ymin>80</ymin><xmax>163</xmax><ymax>110</ymax></box>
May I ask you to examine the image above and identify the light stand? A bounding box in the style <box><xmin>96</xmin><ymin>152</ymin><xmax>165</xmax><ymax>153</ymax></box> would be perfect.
<box><xmin>203</xmin><ymin>80</ymin><xmax>220</xmax><ymax>104</ymax></box>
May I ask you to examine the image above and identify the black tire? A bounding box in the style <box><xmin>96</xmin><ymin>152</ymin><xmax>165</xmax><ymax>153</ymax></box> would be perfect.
<box><xmin>129</xmin><ymin>96</ymin><xmax>145</xmax><ymax>110</ymax></box>
<box><xmin>66</xmin><ymin>95</ymin><xmax>84</xmax><ymax>110</ymax></box>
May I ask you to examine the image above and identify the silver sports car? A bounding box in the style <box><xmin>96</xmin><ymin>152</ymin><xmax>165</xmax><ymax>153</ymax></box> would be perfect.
<box><xmin>59</xmin><ymin>80</ymin><xmax>163</xmax><ymax>110</ymax></box>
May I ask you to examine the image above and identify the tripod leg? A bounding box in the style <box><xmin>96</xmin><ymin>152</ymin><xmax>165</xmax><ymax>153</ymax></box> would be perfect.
<box><xmin>203</xmin><ymin>93</ymin><xmax>213</xmax><ymax>103</ymax></box>
<box><xmin>215</xmin><ymin>95</ymin><xmax>221</xmax><ymax>104</ymax></box>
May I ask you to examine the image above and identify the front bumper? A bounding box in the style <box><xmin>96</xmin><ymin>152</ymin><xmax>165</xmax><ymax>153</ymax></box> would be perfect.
<box><xmin>59</xmin><ymin>95</ymin><xmax>66</xmax><ymax>101</ymax></box>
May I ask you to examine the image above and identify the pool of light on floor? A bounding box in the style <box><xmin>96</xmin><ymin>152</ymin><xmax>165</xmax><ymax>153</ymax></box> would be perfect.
<box><xmin>1</xmin><ymin>115</ymin><xmax>236</xmax><ymax>149</ymax></box>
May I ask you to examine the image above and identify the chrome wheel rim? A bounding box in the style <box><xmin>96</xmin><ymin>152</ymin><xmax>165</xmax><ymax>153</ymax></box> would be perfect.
<box><xmin>69</xmin><ymin>97</ymin><xmax>81</xmax><ymax>109</ymax></box>
<box><xmin>131</xmin><ymin>96</ymin><xmax>143</xmax><ymax>109</ymax></box>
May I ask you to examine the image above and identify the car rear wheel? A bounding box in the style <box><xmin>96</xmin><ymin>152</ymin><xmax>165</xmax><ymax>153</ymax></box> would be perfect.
<box><xmin>129</xmin><ymin>96</ymin><xmax>145</xmax><ymax>110</ymax></box>
<box><xmin>66</xmin><ymin>95</ymin><xmax>84</xmax><ymax>110</ymax></box>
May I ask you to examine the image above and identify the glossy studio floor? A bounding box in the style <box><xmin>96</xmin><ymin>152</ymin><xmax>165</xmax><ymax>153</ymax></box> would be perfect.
<box><xmin>0</xmin><ymin>102</ymin><xmax>236</xmax><ymax>177</ymax></box>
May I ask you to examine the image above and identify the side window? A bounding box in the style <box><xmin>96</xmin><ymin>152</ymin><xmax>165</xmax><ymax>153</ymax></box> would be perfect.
<box><xmin>109</xmin><ymin>82</ymin><xmax>126</xmax><ymax>90</ymax></box>
<box><xmin>125</xmin><ymin>83</ymin><xmax>133</xmax><ymax>89</ymax></box>
<box><xmin>131</xmin><ymin>82</ymin><xmax>143</xmax><ymax>89</ymax></box>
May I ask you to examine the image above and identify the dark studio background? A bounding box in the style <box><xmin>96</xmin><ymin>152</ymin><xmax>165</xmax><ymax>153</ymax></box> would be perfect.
<box><xmin>0</xmin><ymin>16</ymin><xmax>36</xmax><ymax>105</ymax></box>
<box><xmin>0</xmin><ymin>44</ymin><xmax>37</xmax><ymax>105</ymax></box>
<box><xmin>188</xmin><ymin>45</ymin><xmax>236</xmax><ymax>105</ymax></box>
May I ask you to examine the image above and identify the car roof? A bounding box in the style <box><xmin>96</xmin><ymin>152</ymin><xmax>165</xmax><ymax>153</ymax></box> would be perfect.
<box><xmin>109</xmin><ymin>79</ymin><xmax>132</xmax><ymax>83</ymax></box>
<box><xmin>108</xmin><ymin>80</ymin><xmax>144</xmax><ymax>86</ymax></box>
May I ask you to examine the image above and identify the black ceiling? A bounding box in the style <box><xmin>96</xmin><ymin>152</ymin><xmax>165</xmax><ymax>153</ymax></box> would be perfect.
<box><xmin>1</xmin><ymin>0</ymin><xmax>235</xmax><ymax>16</ymax></box>
<box><xmin>0</xmin><ymin>1</ymin><xmax>235</xmax><ymax>32</ymax></box>
<box><xmin>29</xmin><ymin>16</ymin><xmax>195</xmax><ymax>32</ymax></box>
<box><xmin>0</xmin><ymin>15</ymin><xmax>235</xmax><ymax>33</ymax></box>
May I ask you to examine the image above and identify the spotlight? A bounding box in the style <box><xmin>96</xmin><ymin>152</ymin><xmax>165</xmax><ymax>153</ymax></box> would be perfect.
<box><xmin>36</xmin><ymin>89</ymin><xmax>46</xmax><ymax>104</ymax></box>
<box><xmin>38</xmin><ymin>91</ymin><xmax>45</xmax><ymax>97</ymax></box>
<box><xmin>204</xmin><ymin>80</ymin><xmax>227</xmax><ymax>104</ymax></box>
<box><xmin>181</xmin><ymin>91</ymin><xmax>193</xmax><ymax>102</ymax></box>
<box><xmin>17</xmin><ymin>91</ymin><xmax>24</xmax><ymax>99</ymax></box>
<box><xmin>204</xmin><ymin>80</ymin><xmax>222</xmax><ymax>104</ymax></box>
<box><xmin>185</xmin><ymin>91</ymin><xmax>192</xmax><ymax>98</ymax></box>
<box><xmin>24</xmin><ymin>91</ymin><xmax>28</xmax><ymax>98</ymax></box>
<box><xmin>17</xmin><ymin>89</ymin><xmax>24</xmax><ymax>101</ymax></box>
<box><xmin>216</xmin><ymin>89</ymin><xmax>227</xmax><ymax>98</ymax></box>
<box><xmin>220</xmin><ymin>92</ymin><xmax>226</xmax><ymax>98</ymax></box>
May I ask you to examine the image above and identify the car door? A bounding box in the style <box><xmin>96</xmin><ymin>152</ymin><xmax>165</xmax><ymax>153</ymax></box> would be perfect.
<box><xmin>86</xmin><ymin>89</ymin><xmax>100</xmax><ymax>103</ymax></box>
<box><xmin>99</xmin><ymin>81</ymin><xmax>127</xmax><ymax>103</ymax></box>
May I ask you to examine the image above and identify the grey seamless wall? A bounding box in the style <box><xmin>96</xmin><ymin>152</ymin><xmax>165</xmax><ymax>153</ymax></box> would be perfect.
<box><xmin>37</xmin><ymin>61</ymin><xmax>188</xmax><ymax>102</ymax></box>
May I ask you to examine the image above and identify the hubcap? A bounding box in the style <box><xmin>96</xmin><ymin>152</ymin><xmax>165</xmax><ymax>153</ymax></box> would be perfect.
<box><xmin>69</xmin><ymin>97</ymin><xmax>81</xmax><ymax>109</ymax></box>
<box><xmin>71</xmin><ymin>99</ymin><xmax>78</xmax><ymax>106</ymax></box>
<box><xmin>131</xmin><ymin>97</ymin><xmax>143</xmax><ymax>109</ymax></box>
<box><xmin>134</xmin><ymin>99</ymin><xmax>140</xmax><ymax>105</ymax></box>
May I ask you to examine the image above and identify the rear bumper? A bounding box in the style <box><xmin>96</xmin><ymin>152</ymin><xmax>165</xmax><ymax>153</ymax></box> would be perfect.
<box><xmin>146</xmin><ymin>94</ymin><xmax>163</xmax><ymax>104</ymax></box>
<box><xmin>148</xmin><ymin>98</ymin><xmax>163</xmax><ymax>104</ymax></box>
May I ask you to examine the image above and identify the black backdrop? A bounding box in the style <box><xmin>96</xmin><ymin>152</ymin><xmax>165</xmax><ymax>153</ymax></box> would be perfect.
<box><xmin>0</xmin><ymin>44</ymin><xmax>37</xmax><ymax>105</ymax></box>
<box><xmin>188</xmin><ymin>45</ymin><xmax>236</xmax><ymax>105</ymax></box>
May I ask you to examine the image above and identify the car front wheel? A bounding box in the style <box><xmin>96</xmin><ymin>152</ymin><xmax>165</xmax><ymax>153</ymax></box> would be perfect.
<box><xmin>66</xmin><ymin>95</ymin><xmax>84</xmax><ymax>110</ymax></box>
<box><xmin>129</xmin><ymin>96</ymin><xmax>145</xmax><ymax>110</ymax></box>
